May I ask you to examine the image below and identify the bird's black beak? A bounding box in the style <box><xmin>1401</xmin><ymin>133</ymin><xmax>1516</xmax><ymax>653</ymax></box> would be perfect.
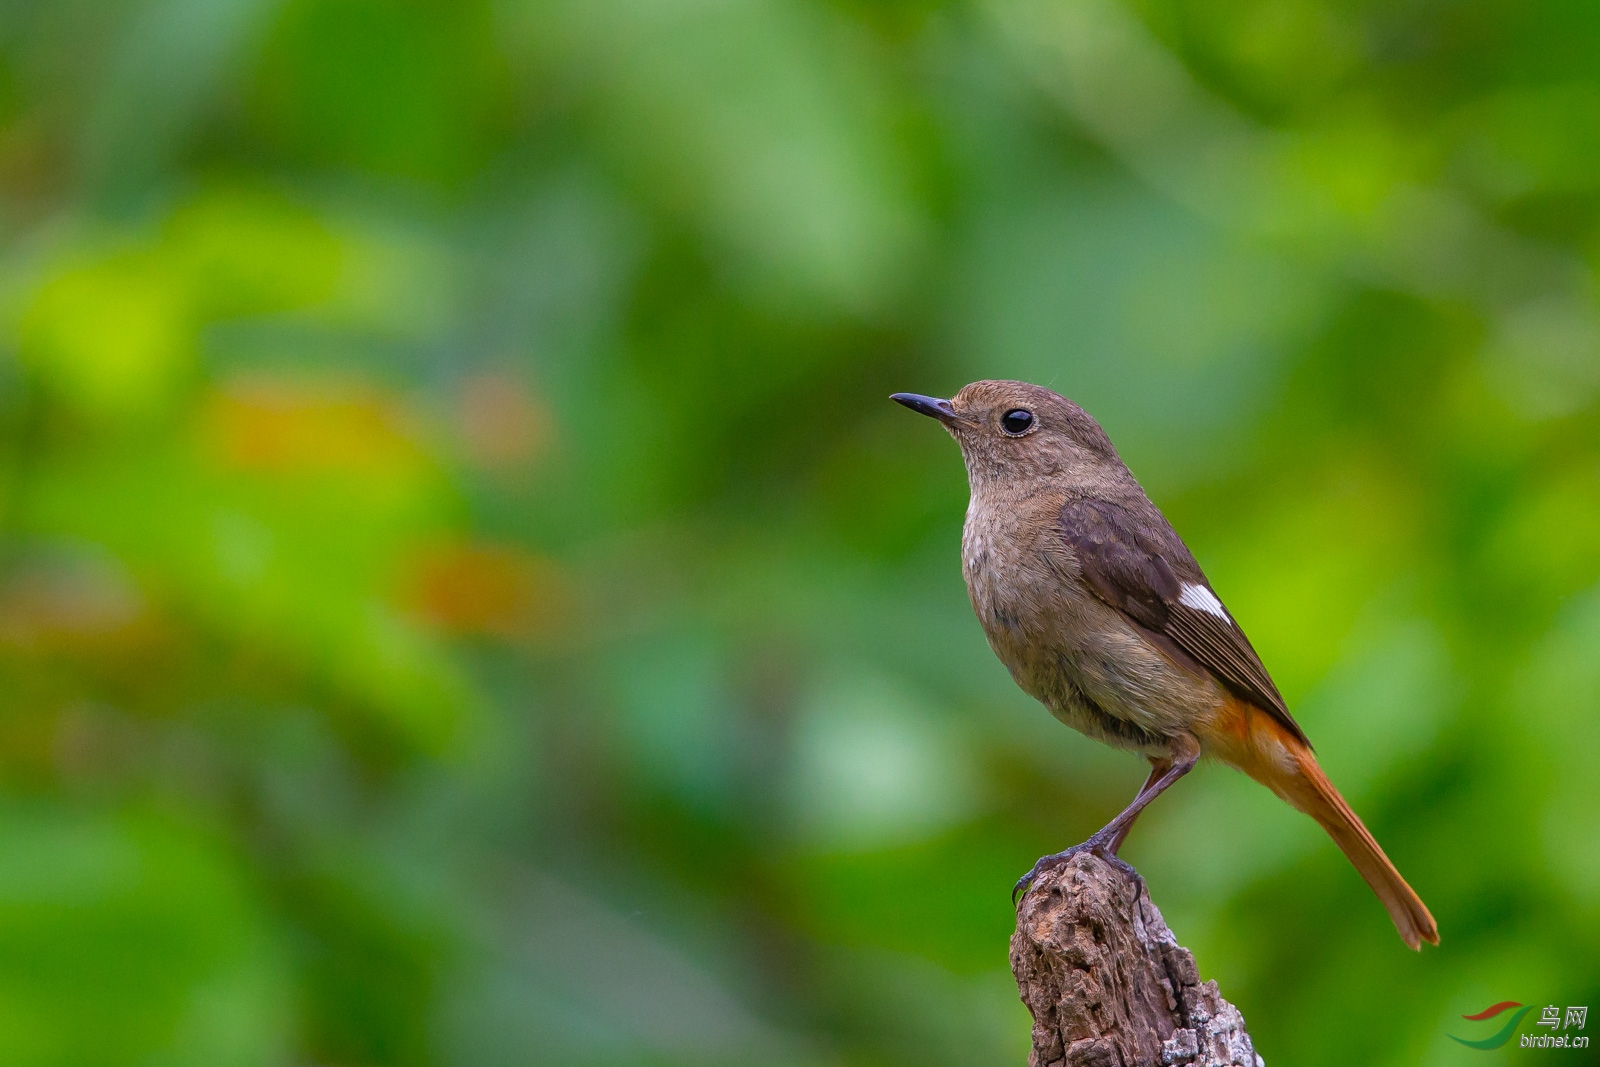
<box><xmin>890</xmin><ymin>393</ymin><xmax>959</xmax><ymax>423</ymax></box>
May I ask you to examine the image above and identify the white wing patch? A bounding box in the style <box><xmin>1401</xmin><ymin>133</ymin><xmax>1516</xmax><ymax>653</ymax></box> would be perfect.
<box><xmin>1178</xmin><ymin>583</ymin><xmax>1229</xmax><ymax>620</ymax></box>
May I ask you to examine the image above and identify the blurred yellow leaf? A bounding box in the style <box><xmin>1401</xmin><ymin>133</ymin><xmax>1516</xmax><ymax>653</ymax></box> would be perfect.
<box><xmin>19</xmin><ymin>250</ymin><xmax>193</xmax><ymax>421</ymax></box>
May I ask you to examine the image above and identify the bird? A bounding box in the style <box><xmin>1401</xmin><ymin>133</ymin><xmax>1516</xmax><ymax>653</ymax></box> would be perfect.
<box><xmin>891</xmin><ymin>380</ymin><xmax>1438</xmax><ymax>949</ymax></box>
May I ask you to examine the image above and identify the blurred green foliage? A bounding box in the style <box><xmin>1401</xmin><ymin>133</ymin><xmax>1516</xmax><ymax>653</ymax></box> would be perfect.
<box><xmin>0</xmin><ymin>1</ymin><xmax>1596</xmax><ymax>1065</ymax></box>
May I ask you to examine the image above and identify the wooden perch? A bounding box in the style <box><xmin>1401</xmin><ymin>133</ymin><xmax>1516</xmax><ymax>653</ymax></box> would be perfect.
<box><xmin>1010</xmin><ymin>853</ymin><xmax>1263</xmax><ymax>1067</ymax></box>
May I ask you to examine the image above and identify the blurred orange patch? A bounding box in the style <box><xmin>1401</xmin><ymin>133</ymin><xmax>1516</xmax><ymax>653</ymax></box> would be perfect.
<box><xmin>201</xmin><ymin>377</ymin><xmax>426</xmax><ymax>475</ymax></box>
<box><xmin>0</xmin><ymin>557</ymin><xmax>145</xmax><ymax>650</ymax></box>
<box><xmin>457</xmin><ymin>371</ymin><xmax>550</xmax><ymax>470</ymax></box>
<box><xmin>401</xmin><ymin>541</ymin><xmax>567</xmax><ymax>639</ymax></box>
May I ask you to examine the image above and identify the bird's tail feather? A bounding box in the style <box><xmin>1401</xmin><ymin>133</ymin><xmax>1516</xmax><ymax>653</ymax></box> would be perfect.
<box><xmin>1267</xmin><ymin>739</ymin><xmax>1446</xmax><ymax>947</ymax></box>
<box><xmin>1213</xmin><ymin>703</ymin><xmax>1439</xmax><ymax>949</ymax></box>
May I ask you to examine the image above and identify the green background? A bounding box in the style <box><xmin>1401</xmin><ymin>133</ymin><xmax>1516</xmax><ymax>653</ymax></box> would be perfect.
<box><xmin>0</xmin><ymin>1</ymin><xmax>1595</xmax><ymax>1064</ymax></box>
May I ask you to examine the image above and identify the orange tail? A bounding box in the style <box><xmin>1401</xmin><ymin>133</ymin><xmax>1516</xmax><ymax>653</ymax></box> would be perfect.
<box><xmin>1208</xmin><ymin>702</ymin><xmax>1439</xmax><ymax>949</ymax></box>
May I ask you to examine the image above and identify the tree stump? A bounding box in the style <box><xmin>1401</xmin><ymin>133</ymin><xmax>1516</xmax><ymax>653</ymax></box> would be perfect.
<box><xmin>1010</xmin><ymin>853</ymin><xmax>1262</xmax><ymax>1067</ymax></box>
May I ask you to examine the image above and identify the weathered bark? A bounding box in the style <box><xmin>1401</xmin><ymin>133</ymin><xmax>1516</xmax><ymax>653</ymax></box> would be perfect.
<box><xmin>1010</xmin><ymin>853</ymin><xmax>1262</xmax><ymax>1067</ymax></box>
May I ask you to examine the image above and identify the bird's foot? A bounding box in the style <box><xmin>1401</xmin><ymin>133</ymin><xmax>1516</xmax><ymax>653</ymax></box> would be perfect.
<box><xmin>1012</xmin><ymin>834</ymin><xmax>1142</xmax><ymax>906</ymax></box>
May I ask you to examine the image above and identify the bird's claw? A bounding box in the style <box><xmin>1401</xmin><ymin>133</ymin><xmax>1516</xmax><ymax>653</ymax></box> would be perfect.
<box><xmin>1012</xmin><ymin>836</ymin><xmax>1143</xmax><ymax>906</ymax></box>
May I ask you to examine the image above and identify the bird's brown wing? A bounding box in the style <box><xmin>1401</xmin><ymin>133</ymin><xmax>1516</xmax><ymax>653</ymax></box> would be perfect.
<box><xmin>1058</xmin><ymin>496</ymin><xmax>1309</xmax><ymax>747</ymax></box>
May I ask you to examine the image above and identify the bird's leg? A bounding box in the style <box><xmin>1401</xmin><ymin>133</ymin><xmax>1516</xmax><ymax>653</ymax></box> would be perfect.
<box><xmin>1106</xmin><ymin>756</ymin><xmax>1173</xmax><ymax>854</ymax></box>
<box><xmin>1084</xmin><ymin>738</ymin><xmax>1198</xmax><ymax>852</ymax></box>
<box><xmin>1010</xmin><ymin>759</ymin><xmax>1168</xmax><ymax>903</ymax></box>
<box><xmin>1014</xmin><ymin>734</ymin><xmax>1200</xmax><ymax>903</ymax></box>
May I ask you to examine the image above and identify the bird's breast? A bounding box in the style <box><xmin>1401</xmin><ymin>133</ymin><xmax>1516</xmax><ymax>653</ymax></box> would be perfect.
<box><xmin>960</xmin><ymin>491</ymin><xmax>1220</xmax><ymax>753</ymax></box>
<box><xmin>961</xmin><ymin>498</ymin><xmax>1066</xmax><ymax>684</ymax></box>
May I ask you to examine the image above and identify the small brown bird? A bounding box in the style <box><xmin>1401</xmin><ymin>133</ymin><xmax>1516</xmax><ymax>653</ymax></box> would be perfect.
<box><xmin>893</xmin><ymin>380</ymin><xmax>1438</xmax><ymax>949</ymax></box>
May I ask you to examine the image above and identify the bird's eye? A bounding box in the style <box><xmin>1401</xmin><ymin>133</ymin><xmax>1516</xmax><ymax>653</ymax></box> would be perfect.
<box><xmin>1000</xmin><ymin>409</ymin><xmax>1035</xmax><ymax>435</ymax></box>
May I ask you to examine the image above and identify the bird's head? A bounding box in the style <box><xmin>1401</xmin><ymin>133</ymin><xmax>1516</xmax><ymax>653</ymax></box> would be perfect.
<box><xmin>891</xmin><ymin>380</ymin><xmax>1122</xmax><ymax>485</ymax></box>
